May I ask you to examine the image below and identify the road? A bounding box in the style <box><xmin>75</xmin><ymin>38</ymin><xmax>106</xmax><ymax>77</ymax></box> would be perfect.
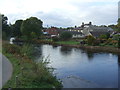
<box><xmin>0</xmin><ymin>53</ymin><xmax>13</xmax><ymax>89</ymax></box>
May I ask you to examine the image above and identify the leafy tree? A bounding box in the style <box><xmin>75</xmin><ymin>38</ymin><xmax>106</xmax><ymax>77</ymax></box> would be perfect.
<box><xmin>87</xmin><ymin>35</ymin><xmax>95</xmax><ymax>45</ymax></box>
<box><xmin>117</xmin><ymin>18</ymin><xmax>120</xmax><ymax>32</ymax></box>
<box><xmin>99</xmin><ymin>34</ymin><xmax>107</xmax><ymax>39</ymax></box>
<box><xmin>12</xmin><ymin>20</ymin><xmax>23</xmax><ymax>38</ymax></box>
<box><xmin>60</xmin><ymin>31</ymin><xmax>72</xmax><ymax>40</ymax></box>
<box><xmin>1</xmin><ymin>14</ymin><xmax>11</xmax><ymax>40</ymax></box>
<box><xmin>21</xmin><ymin>17</ymin><xmax>43</xmax><ymax>40</ymax></box>
<box><xmin>118</xmin><ymin>38</ymin><xmax>120</xmax><ymax>48</ymax></box>
<box><xmin>113</xmin><ymin>35</ymin><xmax>120</xmax><ymax>40</ymax></box>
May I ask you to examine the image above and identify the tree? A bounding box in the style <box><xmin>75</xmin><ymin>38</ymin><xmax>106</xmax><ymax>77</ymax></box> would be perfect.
<box><xmin>12</xmin><ymin>20</ymin><xmax>23</xmax><ymax>38</ymax></box>
<box><xmin>87</xmin><ymin>35</ymin><xmax>95</xmax><ymax>45</ymax></box>
<box><xmin>60</xmin><ymin>31</ymin><xmax>72</xmax><ymax>40</ymax></box>
<box><xmin>1</xmin><ymin>14</ymin><xmax>11</xmax><ymax>40</ymax></box>
<box><xmin>118</xmin><ymin>38</ymin><xmax>120</xmax><ymax>48</ymax></box>
<box><xmin>21</xmin><ymin>17</ymin><xmax>43</xmax><ymax>40</ymax></box>
<box><xmin>99</xmin><ymin>34</ymin><xmax>107</xmax><ymax>39</ymax></box>
<box><xmin>117</xmin><ymin>18</ymin><xmax>120</xmax><ymax>32</ymax></box>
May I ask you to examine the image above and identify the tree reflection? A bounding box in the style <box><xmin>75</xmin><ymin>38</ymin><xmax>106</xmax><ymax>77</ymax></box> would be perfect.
<box><xmin>84</xmin><ymin>50</ymin><xmax>95</xmax><ymax>61</ymax></box>
<box><xmin>60</xmin><ymin>46</ymin><xmax>72</xmax><ymax>56</ymax></box>
<box><xmin>118</xmin><ymin>54</ymin><xmax>120</xmax><ymax>65</ymax></box>
<box><xmin>118</xmin><ymin>54</ymin><xmax>120</xmax><ymax>88</ymax></box>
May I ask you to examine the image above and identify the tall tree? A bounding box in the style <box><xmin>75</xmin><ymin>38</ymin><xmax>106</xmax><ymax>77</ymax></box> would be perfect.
<box><xmin>12</xmin><ymin>20</ymin><xmax>23</xmax><ymax>38</ymax></box>
<box><xmin>21</xmin><ymin>17</ymin><xmax>43</xmax><ymax>40</ymax></box>
<box><xmin>2</xmin><ymin>14</ymin><xmax>11</xmax><ymax>40</ymax></box>
<box><xmin>117</xmin><ymin>18</ymin><xmax>120</xmax><ymax>32</ymax></box>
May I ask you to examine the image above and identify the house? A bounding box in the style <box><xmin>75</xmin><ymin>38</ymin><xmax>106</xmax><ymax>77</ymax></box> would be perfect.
<box><xmin>82</xmin><ymin>25</ymin><xmax>113</xmax><ymax>38</ymax></box>
<box><xmin>44</xmin><ymin>27</ymin><xmax>59</xmax><ymax>37</ymax></box>
<box><xmin>70</xmin><ymin>31</ymin><xmax>85</xmax><ymax>38</ymax></box>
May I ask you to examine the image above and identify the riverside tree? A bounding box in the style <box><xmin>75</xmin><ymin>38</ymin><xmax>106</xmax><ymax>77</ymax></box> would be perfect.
<box><xmin>1</xmin><ymin>14</ymin><xmax>11</xmax><ymax>40</ymax></box>
<box><xmin>12</xmin><ymin>20</ymin><xmax>23</xmax><ymax>38</ymax></box>
<box><xmin>21</xmin><ymin>17</ymin><xmax>43</xmax><ymax>40</ymax></box>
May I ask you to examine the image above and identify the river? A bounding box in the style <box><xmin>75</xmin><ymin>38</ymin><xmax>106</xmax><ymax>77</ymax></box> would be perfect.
<box><xmin>36</xmin><ymin>44</ymin><xmax>120</xmax><ymax>88</ymax></box>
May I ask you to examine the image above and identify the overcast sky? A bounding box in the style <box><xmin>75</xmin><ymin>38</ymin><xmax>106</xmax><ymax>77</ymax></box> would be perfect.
<box><xmin>0</xmin><ymin>0</ymin><xmax>119</xmax><ymax>27</ymax></box>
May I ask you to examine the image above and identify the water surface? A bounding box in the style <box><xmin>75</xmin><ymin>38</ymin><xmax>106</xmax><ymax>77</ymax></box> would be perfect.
<box><xmin>37</xmin><ymin>44</ymin><xmax>120</xmax><ymax>88</ymax></box>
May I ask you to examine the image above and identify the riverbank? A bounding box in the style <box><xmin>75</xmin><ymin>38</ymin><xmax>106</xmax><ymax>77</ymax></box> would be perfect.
<box><xmin>32</xmin><ymin>40</ymin><xmax>120</xmax><ymax>54</ymax></box>
<box><xmin>2</xmin><ymin>41</ymin><xmax>62</xmax><ymax>88</ymax></box>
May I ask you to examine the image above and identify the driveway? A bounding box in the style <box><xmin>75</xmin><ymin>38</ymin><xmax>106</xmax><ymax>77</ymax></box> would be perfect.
<box><xmin>0</xmin><ymin>53</ymin><xmax>13</xmax><ymax>89</ymax></box>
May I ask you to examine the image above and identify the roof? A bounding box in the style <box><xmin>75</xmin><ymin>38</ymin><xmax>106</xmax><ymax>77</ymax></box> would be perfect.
<box><xmin>90</xmin><ymin>31</ymin><xmax>108</xmax><ymax>37</ymax></box>
<box><xmin>88</xmin><ymin>25</ymin><xmax>113</xmax><ymax>32</ymax></box>
<box><xmin>69</xmin><ymin>31</ymin><xmax>83</xmax><ymax>35</ymax></box>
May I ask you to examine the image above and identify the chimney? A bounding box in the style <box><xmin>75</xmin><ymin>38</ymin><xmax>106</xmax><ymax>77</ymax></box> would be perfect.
<box><xmin>81</xmin><ymin>22</ymin><xmax>84</xmax><ymax>28</ymax></box>
<box><xmin>89</xmin><ymin>22</ymin><xmax>92</xmax><ymax>25</ymax></box>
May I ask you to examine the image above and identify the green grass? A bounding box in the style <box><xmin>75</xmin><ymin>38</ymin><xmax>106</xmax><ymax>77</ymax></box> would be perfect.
<box><xmin>56</xmin><ymin>40</ymin><xmax>80</xmax><ymax>45</ymax></box>
<box><xmin>2</xmin><ymin>43</ymin><xmax>62</xmax><ymax>88</ymax></box>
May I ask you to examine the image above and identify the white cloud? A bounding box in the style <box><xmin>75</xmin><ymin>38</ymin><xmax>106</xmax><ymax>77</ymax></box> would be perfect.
<box><xmin>0</xmin><ymin>0</ymin><xmax>119</xmax><ymax>27</ymax></box>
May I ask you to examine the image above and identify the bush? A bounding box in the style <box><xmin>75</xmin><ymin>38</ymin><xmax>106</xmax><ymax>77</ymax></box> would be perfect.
<box><xmin>93</xmin><ymin>39</ymin><xmax>100</xmax><ymax>46</ymax></box>
<box><xmin>99</xmin><ymin>34</ymin><xmax>107</xmax><ymax>39</ymax></box>
<box><xmin>118</xmin><ymin>38</ymin><xmax>120</xmax><ymax>48</ymax></box>
<box><xmin>20</xmin><ymin>44</ymin><xmax>34</xmax><ymax>59</ymax></box>
<box><xmin>87</xmin><ymin>35</ymin><xmax>95</xmax><ymax>45</ymax></box>
<box><xmin>2</xmin><ymin>43</ymin><xmax>20</xmax><ymax>54</ymax></box>
<box><xmin>60</xmin><ymin>31</ymin><xmax>72</xmax><ymax>40</ymax></box>
<box><xmin>52</xmin><ymin>36</ymin><xmax>59</xmax><ymax>42</ymax></box>
<box><xmin>112</xmin><ymin>35</ymin><xmax>120</xmax><ymax>40</ymax></box>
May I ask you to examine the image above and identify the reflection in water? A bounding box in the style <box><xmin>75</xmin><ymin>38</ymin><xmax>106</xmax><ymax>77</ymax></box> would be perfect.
<box><xmin>52</xmin><ymin>45</ymin><xmax>58</xmax><ymax>49</ymax></box>
<box><xmin>118</xmin><ymin>54</ymin><xmax>120</xmax><ymax>88</ymax></box>
<box><xmin>118</xmin><ymin>54</ymin><xmax>120</xmax><ymax>64</ymax></box>
<box><xmin>60</xmin><ymin>46</ymin><xmax>72</xmax><ymax>55</ymax></box>
<box><xmin>37</xmin><ymin>45</ymin><xmax>119</xmax><ymax>88</ymax></box>
<box><xmin>85</xmin><ymin>50</ymin><xmax>94</xmax><ymax>61</ymax></box>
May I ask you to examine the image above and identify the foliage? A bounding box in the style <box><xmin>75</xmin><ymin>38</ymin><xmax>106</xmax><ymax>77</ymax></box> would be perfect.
<box><xmin>21</xmin><ymin>17</ymin><xmax>43</xmax><ymax>40</ymax></box>
<box><xmin>52</xmin><ymin>36</ymin><xmax>59</xmax><ymax>42</ymax></box>
<box><xmin>12</xmin><ymin>20</ymin><xmax>23</xmax><ymax>38</ymax></box>
<box><xmin>1</xmin><ymin>14</ymin><xmax>11</xmax><ymax>40</ymax></box>
<box><xmin>60</xmin><ymin>31</ymin><xmax>72</xmax><ymax>40</ymax></box>
<box><xmin>2</xmin><ymin>42</ymin><xmax>62</xmax><ymax>88</ymax></box>
<box><xmin>112</xmin><ymin>35</ymin><xmax>120</xmax><ymax>40</ymax></box>
<box><xmin>117</xmin><ymin>18</ymin><xmax>120</xmax><ymax>32</ymax></box>
<box><xmin>99</xmin><ymin>34</ymin><xmax>107</xmax><ymax>39</ymax></box>
<box><xmin>20</xmin><ymin>44</ymin><xmax>34</xmax><ymax>59</ymax></box>
<box><xmin>2</xmin><ymin>43</ymin><xmax>20</xmax><ymax>54</ymax></box>
<box><xmin>87</xmin><ymin>35</ymin><xmax>95</xmax><ymax>45</ymax></box>
<box><xmin>118</xmin><ymin>38</ymin><xmax>120</xmax><ymax>48</ymax></box>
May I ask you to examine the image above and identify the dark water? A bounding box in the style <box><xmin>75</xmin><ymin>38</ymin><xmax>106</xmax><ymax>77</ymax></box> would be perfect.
<box><xmin>36</xmin><ymin>44</ymin><xmax>120</xmax><ymax>88</ymax></box>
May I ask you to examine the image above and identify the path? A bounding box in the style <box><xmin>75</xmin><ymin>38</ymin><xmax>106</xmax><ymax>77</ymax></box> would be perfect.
<box><xmin>61</xmin><ymin>76</ymin><xmax>101</xmax><ymax>88</ymax></box>
<box><xmin>0</xmin><ymin>53</ymin><xmax>13</xmax><ymax>89</ymax></box>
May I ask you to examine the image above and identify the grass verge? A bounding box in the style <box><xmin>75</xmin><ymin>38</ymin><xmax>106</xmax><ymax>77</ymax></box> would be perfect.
<box><xmin>2</xmin><ymin>42</ymin><xmax>62</xmax><ymax>88</ymax></box>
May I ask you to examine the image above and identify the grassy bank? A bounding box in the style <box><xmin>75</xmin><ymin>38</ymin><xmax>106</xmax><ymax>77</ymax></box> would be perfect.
<box><xmin>2</xmin><ymin>42</ymin><xmax>62</xmax><ymax>88</ymax></box>
<box><xmin>55</xmin><ymin>41</ymin><xmax>79</xmax><ymax>45</ymax></box>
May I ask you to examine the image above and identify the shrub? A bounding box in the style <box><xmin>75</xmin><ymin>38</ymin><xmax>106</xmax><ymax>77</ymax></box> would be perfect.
<box><xmin>52</xmin><ymin>36</ymin><xmax>59</xmax><ymax>42</ymax></box>
<box><xmin>87</xmin><ymin>35</ymin><xmax>95</xmax><ymax>45</ymax></box>
<box><xmin>112</xmin><ymin>35</ymin><xmax>120</xmax><ymax>40</ymax></box>
<box><xmin>60</xmin><ymin>31</ymin><xmax>72</xmax><ymax>40</ymax></box>
<box><xmin>99</xmin><ymin>34</ymin><xmax>107</xmax><ymax>39</ymax></box>
<box><xmin>118</xmin><ymin>38</ymin><xmax>120</xmax><ymax>48</ymax></box>
<box><xmin>2</xmin><ymin>43</ymin><xmax>20</xmax><ymax>54</ymax></box>
<box><xmin>20</xmin><ymin>44</ymin><xmax>34</xmax><ymax>59</ymax></box>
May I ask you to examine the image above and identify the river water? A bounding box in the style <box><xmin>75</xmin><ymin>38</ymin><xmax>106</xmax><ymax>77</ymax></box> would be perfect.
<box><xmin>36</xmin><ymin>44</ymin><xmax>120</xmax><ymax>88</ymax></box>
